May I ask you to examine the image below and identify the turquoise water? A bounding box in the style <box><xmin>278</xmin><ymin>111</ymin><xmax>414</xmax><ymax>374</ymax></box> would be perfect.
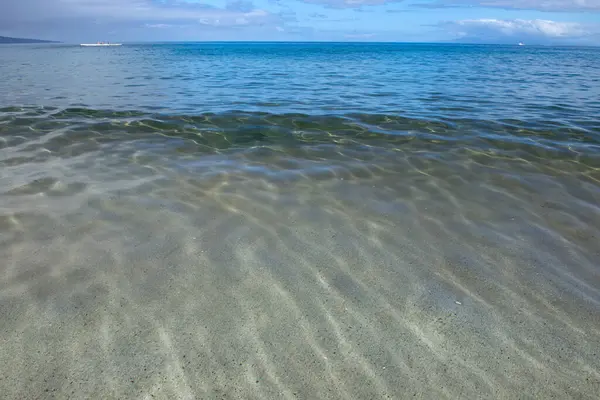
<box><xmin>1</xmin><ymin>43</ymin><xmax>600</xmax><ymax>399</ymax></box>
<box><xmin>2</xmin><ymin>43</ymin><xmax>599</xmax><ymax>119</ymax></box>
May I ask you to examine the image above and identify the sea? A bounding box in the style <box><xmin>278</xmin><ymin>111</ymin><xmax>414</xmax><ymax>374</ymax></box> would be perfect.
<box><xmin>1</xmin><ymin>42</ymin><xmax>599</xmax><ymax>399</ymax></box>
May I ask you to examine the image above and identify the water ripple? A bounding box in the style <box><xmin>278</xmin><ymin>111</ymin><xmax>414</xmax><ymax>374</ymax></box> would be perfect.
<box><xmin>0</xmin><ymin>43</ymin><xmax>599</xmax><ymax>399</ymax></box>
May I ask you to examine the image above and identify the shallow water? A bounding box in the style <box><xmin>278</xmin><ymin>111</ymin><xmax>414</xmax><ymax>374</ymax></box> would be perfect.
<box><xmin>1</xmin><ymin>43</ymin><xmax>600</xmax><ymax>399</ymax></box>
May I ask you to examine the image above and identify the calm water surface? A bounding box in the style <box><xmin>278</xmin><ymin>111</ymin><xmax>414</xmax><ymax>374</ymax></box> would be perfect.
<box><xmin>1</xmin><ymin>43</ymin><xmax>599</xmax><ymax>399</ymax></box>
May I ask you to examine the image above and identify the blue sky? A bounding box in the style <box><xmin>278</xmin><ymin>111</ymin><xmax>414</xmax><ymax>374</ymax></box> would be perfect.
<box><xmin>1</xmin><ymin>0</ymin><xmax>599</xmax><ymax>44</ymax></box>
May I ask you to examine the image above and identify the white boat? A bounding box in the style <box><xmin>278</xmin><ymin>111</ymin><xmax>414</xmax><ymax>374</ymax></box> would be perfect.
<box><xmin>518</xmin><ymin>42</ymin><xmax>525</xmax><ymax>46</ymax></box>
<box><xmin>80</xmin><ymin>43</ymin><xmax>122</xmax><ymax>47</ymax></box>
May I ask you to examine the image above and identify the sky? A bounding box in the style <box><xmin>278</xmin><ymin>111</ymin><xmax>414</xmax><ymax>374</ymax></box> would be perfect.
<box><xmin>0</xmin><ymin>0</ymin><xmax>599</xmax><ymax>45</ymax></box>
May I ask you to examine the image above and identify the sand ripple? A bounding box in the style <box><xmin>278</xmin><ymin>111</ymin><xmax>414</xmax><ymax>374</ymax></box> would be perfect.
<box><xmin>0</xmin><ymin>109</ymin><xmax>599</xmax><ymax>398</ymax></box>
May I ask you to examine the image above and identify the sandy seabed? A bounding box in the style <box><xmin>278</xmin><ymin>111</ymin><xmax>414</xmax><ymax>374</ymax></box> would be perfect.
<box><xmin>1</xmin><ymin>119</ymin><xmax>600</xmax><ymax>399</ymax></box>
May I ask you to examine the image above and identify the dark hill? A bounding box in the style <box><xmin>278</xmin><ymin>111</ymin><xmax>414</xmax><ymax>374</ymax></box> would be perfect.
<box><xmin>0</xmin><ymin>36</ymin><xmax>60</xmax><ymax>44</ymax></box>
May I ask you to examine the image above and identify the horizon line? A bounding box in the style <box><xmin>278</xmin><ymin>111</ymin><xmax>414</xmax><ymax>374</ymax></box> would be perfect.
<box><xmin>3</xmin><ymin>37</ymin><xmax>599</xmax><ymax>48</ymax></box>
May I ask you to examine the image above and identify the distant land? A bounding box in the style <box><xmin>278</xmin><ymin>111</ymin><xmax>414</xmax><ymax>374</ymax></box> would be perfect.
<box><xmin>0</xmin><ymin>36</ymin><xmax>60</xmax><ymax>44</ymax></box>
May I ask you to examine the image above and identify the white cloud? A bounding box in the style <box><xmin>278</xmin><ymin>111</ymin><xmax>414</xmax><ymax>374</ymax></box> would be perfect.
<box><xmin>440</xmin><ymin>18</ymin><xmax>599</xmax><ymax>44</ymax></box>
<box><xmin>457</xmin><ymin>19</ymin><xmax>587</xmax><ymax>37</ymax></box>
<box><xmin>0</xmin><ymin>0</ymin><xmax>276</xmax><ymax>26</ymax></box>
<box><xmin>0</xmin><ymin>0</ymin><xmax>287</xmax><ymax>41</ymax></box>
<box><xmin>301</xmin><ymin>0</ymin><xmax>403</xmax><ymax>8</ymax></box>
<box><xmin>421</xmin><ymin>0</ymin><xmax>600</xmax><ymax>12</ymax></box>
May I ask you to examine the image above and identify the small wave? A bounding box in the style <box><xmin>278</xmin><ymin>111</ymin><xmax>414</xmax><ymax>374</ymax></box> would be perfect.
<box><xmin>1</xmin><ymin>107</ymin><xmax>598</xmax><ymax>158</ymax></box>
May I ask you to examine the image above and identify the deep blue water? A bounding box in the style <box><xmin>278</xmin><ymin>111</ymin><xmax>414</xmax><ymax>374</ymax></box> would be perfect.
<box><xmin>2</xmin><ymin>42</ymin><xmax>599</xmax><ymax>123</ymax></box>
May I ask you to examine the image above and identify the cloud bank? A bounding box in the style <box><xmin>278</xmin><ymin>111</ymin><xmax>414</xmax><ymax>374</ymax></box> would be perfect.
<box><xmin>0</xmin><ymin>0</ymin><xmax>598</xmax><ymax>43</ymax></box>
<box><xmin>0</xmin><ymin>0</ymin><xmax>286</xmax><ymax>40</ymax></box>
<box><xmin>440</xmin><ymin>18</ymin><xmax>598</xmax><ymax>43</ymax></box>
<box><xmin>420</xmin><ymin>0</ymin><xmax>600</xmax><ymax>12</ymax></box>
<box><xmin>7</xmin><ymin>0</ymin><xmax>276</xmax><ymax>24</ymax></box>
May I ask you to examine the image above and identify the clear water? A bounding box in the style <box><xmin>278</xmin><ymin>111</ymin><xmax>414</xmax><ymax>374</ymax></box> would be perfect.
<box><xmin>1</xmin><ymin>43</ymin><xmax>599</xmax><ymax>399</ymax></box>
